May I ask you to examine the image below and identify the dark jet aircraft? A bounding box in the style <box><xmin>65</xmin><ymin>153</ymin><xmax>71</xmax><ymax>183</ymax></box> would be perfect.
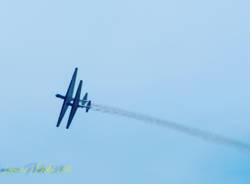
<box><xmin>56</xmin><ymin>68</ymin><xmax>91</xmax><ymax>129</ymax></box>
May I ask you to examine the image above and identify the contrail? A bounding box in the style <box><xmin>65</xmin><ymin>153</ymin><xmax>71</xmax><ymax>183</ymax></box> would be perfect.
<box><xmin>92</xmin><ymin>103</ymin><xmax>250</xmax><ymax>152</ymax></box>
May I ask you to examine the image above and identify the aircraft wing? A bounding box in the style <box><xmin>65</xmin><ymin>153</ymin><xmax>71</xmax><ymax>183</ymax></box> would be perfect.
<box><xmin>66</xmin><ymin>80</ymin><xmax>83</xmax><ymax>129</ymax></box>
<box><xmin>65</xmin><ymin>68</ymin><xmax>78</xmax><ymax>99</ymax></box>
<box><xmin>56</xmin><ymin>68</ymin><xmax>78</xmax><ymax>127</ymax></box>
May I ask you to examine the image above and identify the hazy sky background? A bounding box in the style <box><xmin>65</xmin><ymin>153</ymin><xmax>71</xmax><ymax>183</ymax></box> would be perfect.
<box><xmin>0</xmin><ymin>0</ymin><xmax>250</xmax><ymax>183</ymax></box>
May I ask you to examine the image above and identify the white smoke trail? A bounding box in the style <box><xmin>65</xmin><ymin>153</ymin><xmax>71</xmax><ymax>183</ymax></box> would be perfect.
<box><xmin>92</xmin><ymin>103</ymin><xmax>250</xmax><ymax>152</ymax></box>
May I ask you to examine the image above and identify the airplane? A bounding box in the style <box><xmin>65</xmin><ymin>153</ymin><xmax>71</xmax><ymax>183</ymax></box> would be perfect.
<box><xmin>56</xmin><ymin>68</ymin><xmax>92</xmax><ymax>129</ymax></box>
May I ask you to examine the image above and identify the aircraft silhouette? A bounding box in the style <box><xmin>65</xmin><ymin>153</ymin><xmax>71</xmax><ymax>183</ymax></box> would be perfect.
<box><xmin>56</xmin><ymin>68</ymin><xmax>91</xmax><ymax>129</ymax></box>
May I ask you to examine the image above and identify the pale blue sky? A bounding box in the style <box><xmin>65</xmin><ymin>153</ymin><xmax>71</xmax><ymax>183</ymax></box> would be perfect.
<box><xmin>0</xmin><ymin>0</ymin><xmax>250</xmax><ymax>183</ymax></box>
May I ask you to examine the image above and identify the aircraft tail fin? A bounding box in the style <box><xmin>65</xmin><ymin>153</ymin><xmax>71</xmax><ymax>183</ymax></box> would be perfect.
<box><xmin>86</xmin><ymin>101</ymin><xmax>91</xmax><ymax>113</ymax></box>
<box><xmin>81</xmin><ymin>93</ymin><xmax>88</xmax><ymax>105</ymax></box>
